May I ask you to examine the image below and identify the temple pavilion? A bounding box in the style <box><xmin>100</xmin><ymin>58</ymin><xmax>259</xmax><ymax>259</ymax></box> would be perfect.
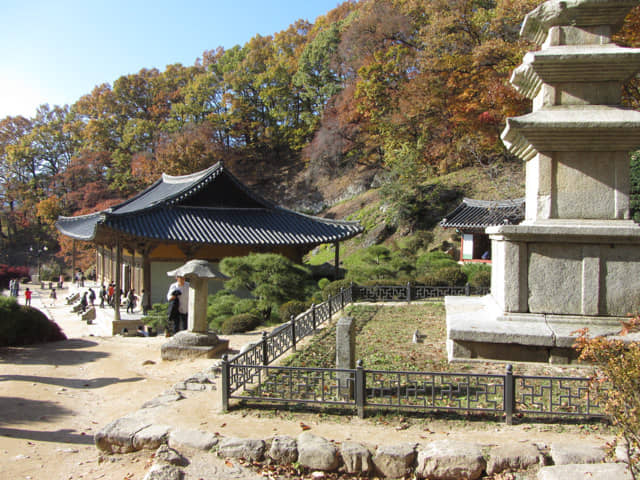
<box><xmin>56</xmin><ymin>162</ymin><xmax>363</xmax><ymax>309</ymax></box>
<box><xmin>440</xmin><ymin>198</ymin><xmax>525</xmax><ymax>263</ymax></box>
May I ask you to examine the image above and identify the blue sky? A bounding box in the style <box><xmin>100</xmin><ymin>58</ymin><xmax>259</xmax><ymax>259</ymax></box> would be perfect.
<box><xmin>0</xmin><ymin>0</ymin><xmax>342</xmax><ymax>119</ymax></box>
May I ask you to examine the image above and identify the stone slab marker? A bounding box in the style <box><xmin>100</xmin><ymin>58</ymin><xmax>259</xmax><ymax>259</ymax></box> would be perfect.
<box><xmin>446</xmin><ymin>0</ymin><xmax>640</xmax><ymax>363</ymax></box>
<box><xmin>336</xmin><ymin>316</ymin><xmax>355</xmax><ymax>399</ymax></box>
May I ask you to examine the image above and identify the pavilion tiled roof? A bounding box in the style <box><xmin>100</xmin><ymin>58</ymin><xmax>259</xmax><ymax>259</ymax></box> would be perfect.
<box><xmin>56</xmin><ymin>163</ymin><xmax>362</xmax><ymax>246</ymax></box>
<box><xmin>440</xmin><ymin>198</ymin><xmax>525</xmax><ymax>231</ymax></box>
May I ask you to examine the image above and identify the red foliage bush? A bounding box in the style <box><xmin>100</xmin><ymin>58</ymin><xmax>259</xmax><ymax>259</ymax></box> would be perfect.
<box><xmin>0</xmin><ymin>264</ymin><xmax>30</xmax><ymax>289</ymax></box>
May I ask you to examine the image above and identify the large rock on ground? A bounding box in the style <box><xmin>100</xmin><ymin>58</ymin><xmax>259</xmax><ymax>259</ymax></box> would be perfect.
<box><xmin>268</xmin><ymin>435</ymin><xmax>298</xmax><ymax>464</ymax></box>
<box><xmin>142</xmin><ymin>463</ymin><xmax>184</xmax><ymax>480</ymax></box>
<box><xmin>340</xmin><ymin>441</ymin><xmax>373</xmax><ymax>475</ymax></box>
<box><xmin>297</xmin><ymin>432</ymin><xmax>340</xmax><ymax>471</ymax></box>
<box><xmin>549</xmin><ymin>442</ymin><xmax>605</xmax><ymax>465</ymax></box>
<box><xmin>133</xmin><ymin>424</ymin><xmax>172</xmax><ymax>451</ymax></box>
<box><xmin>373</xmin><ymin>443</ymin><xmax>417</xmax><ymax>479</ymax></box>
<box><xmin>94</xmin><ymin>414</ymin><xmax>153</xmax><ymax>453</ymax></box>
<box><xmin>537</xmin><ymin>463</ymin><xmax>633</xmax><ymax>480</ymax></box>
<box><xmin>486</xmin><ymin>442</ymin><xmax>543</xmax><ymax>475</ymax></box>
<box><xmin>218</xmin><ymin>437</ymin><xmax>266</xmax><ymax>462</ymax></box>
<box><xmin>168</xmin><ymin>428</ymin><xmax>219</xmax><ymax>451</ymax></box>
<box><xmin>415</xmin><ymin>440</ymin><xmax>485</xmax><ymax>480</ymax></box>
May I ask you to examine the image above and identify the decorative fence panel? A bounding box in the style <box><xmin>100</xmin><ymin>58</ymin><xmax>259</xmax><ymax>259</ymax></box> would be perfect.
<box><xmin>353</xmin><ymin>284</ymin><xmax>490</xmax><ymax>302</ymax></box>
<box><xmin>220</xmin><ymin>284</ymin><xmax>606</xmax><ymax>424</ymax></box>
<box><xmin>222</xmin><ymin>361</ymin><xmax>606</xmax><ymax>424</ymax></box>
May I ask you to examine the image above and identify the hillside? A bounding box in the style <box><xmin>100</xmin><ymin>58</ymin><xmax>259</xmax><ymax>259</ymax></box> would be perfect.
<box><xmin>0</xmin><ymin>0</ymin><xmax>638</xmax><ymax>270</ymax></box>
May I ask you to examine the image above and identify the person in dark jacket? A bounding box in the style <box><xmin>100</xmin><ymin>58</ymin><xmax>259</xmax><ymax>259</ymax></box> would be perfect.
<box><xmin>166</xmin><ymin>290</ymin><xmax>181</xmax><ymax>336</ymax></box>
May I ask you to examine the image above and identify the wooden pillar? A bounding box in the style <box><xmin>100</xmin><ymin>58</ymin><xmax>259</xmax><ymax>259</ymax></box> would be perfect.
<box><xmin>143</xmin><ymin>245</ymin><xmax>151</xmax><ymax>310</ymax></box>
<box><xmin>131</xmin><ymin>247</ymin><xmax>136</xmax><ymax>292</ymax></box>
<box><xmin>334</xmin><ymin>242</ymin><xmax>340</xmax><ymax>280</ymax></box>
<box><xmin>114</xmin><ymin>236</ymin><xmax>121</xmax><ymax>321</ymax></box>
<box><xmin>109</xmin><ymin>245</ymin><xmax>114</xmax><ymax>282</ymax></box>
<box><xmin>100</xmin><ymin>246</ymin><xmax>106</xmax><ymax>284</ymax></box>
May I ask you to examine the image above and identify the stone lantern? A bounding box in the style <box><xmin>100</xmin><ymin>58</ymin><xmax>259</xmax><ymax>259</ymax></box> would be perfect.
<box><xmin>161</xmin><ymin>259</ymin><xmax>229</xmax><ymax>360</ymax></box>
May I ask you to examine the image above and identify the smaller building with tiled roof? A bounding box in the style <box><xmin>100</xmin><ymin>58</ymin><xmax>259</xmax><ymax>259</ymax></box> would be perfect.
<box><xmin>56</xmin><ymin>162</ymin><xmax>362</xmax><ymax>306</ymax></box>
<box><xmin>441</xmin><ymin>198</ymin><xmax>525</xmax><ymax>262</ymax></box>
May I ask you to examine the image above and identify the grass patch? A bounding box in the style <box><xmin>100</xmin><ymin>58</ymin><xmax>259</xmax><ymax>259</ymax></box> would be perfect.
<box><xmin>284</xmin><ymin>302</ymin><xmax>590</xmax><ymax>378</ymax></box>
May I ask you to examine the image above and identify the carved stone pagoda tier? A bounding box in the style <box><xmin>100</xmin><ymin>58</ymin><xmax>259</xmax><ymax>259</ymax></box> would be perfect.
<box><xmin>447</xmin><ymin>0</ymin><xmax>640</xmax><ymax>363</ymax></box>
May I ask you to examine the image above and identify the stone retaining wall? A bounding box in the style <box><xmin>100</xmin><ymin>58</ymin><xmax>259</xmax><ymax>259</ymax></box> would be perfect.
<box><xmin>94</xmin><ymin>364</ymin><xmax>632</xmax><ymax>480</ymax></box>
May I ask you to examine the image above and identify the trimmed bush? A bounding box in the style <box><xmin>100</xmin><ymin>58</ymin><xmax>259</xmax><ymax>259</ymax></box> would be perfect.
<box><xmin>321</xmin><ymin>279</ymin><xmax>352</xmax><ymax>300</ymax></box>
<box><xmin>417</xmin><ymin>266</ymin><xmax>467</xmax><ymax>286</ymax></box>
<box><xmin>463</xmin><ymin>264</ymin><xmax>492</xmax><ymax>288</ymax></box>
<box><xmin>279</xmin><ymin>300</ymin><xmax>308</xmax><ymax>322</ymax></box>
<box><xmin>0</xmin><ymin>296</ymin><xmax>66</xmax><ymax>346</ymax></box>
<box><xmin>142</xmin><ymin>303</ymin><xmax>169</xmax><ymax>332</ymax></box>
<box><xmin>220</xmin><ymin>313</ymin><xmax>262</xmax><ymax>334</ymax></box>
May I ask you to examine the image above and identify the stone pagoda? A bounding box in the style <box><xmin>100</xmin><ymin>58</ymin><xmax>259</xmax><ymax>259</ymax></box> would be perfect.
<box><xmin>447</xmin><ymin>0</ymin><xmax>640</xmax><ymax>363</ymax></box>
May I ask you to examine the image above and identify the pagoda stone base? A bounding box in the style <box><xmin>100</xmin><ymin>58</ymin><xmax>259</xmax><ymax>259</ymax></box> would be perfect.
<box><xmin>446</xmin><ymin>295</ymin><xmax>626</xmax><ymax>364</ymax></box>
<box><xmin>161</xmin><ymin>331</ymin><xmax>229</xmax><ymax>361</ymax></box>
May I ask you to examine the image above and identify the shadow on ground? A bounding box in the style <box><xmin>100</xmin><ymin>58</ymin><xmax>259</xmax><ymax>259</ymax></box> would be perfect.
<box><xmin>0</xmin><ymin>374</ymin><xmax>143</xmax><ymax>389</ymax></box>
<box><xmin>0</xmin><ymin>339</ymin><xmax>109</xmax><ymax>366</ymax></box>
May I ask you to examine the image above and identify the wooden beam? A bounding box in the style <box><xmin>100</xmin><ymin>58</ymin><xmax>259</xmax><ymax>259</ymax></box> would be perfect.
<box><xmin>114</xmin><ymin>235</ymin><xmax>121</xmax><ymax>321</ymax></box>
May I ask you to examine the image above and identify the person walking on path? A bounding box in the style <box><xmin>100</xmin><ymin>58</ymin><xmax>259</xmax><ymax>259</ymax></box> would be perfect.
<box><xmin>88</xmin><ymin>287</ymin><xmax>96</xmax><ymax>307</ymax></box>
<box><xmin>49</xmin><ymin>287</ymin><xmax>57</xmax><ymax>306</ymax></box>
<box><xmin>126</xmin><ymin>289</ymin><xmax>136</xmax><ymax>314</ymax></box>
<box><xmin>24</xmin><ymin>288</ymin><xmax>32</xmax><ymax>306</ymax></box>
<box><xmin>99</xmin><ymin>284</ymin><xmax>106</xmax><ymax>308</ymax></box>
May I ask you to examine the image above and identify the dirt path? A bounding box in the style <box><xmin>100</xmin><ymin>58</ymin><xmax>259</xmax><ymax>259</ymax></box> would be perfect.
<box><xmin>0</xmin><ymin>286</ymin><xmax>615</xmax><ymax>479</ymax></box>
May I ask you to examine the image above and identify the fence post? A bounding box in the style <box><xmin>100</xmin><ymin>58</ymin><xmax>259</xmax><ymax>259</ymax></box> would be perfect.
<box><xmin>221</xmin><ymin>354</ymin><xmax>229</xmax><ymax>412</ymax></box>
<box><xmin>290</xmin><ymin>315</ymin><xmax>297</xmax><ymax>353</ymax></box>
<box><xmin>504</xmin><ymin>364</ymin><xmax>514</xmax><ymax>425</ymax></box>
<box><xmin>329</xmin><ymin>295</ymin><xmax>333</xmax><ymax>319</ymax></box>
<box><xmin>407</xmin><ymin>282</ymin><xmax>411</xmax><ymax>302</ymax></box>
<box><xmin>351</xmin><ymin>282</ymin><xmax>355</xmax><ymax>301</ymax></box>
<box><xmin>261</xmin><ymin>331</ymin><xmax>269</xmax><ymax>366</ymax></box>
<box><xmin>340</xmin><ymin>287</ymin><xmax>345</xmax><ymax>310</ymax></box>
<box><xmin>465</xmin><ymin>283</ymin><xmax>470</xmax><ymax>296</ymax></box>
<box><xmin>355</xmin><ymin>359</ymin><xmax>365</xmax><ymax>419</ymax></box>
<box><xmin>311</xmin><ymin>303</ymin><xmax>316</xmax><ymax>331</ymax></box>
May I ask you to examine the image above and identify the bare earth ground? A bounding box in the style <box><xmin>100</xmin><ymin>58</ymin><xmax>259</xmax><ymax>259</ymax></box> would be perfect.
<box><xmin>1</xmin><ymin>285</ymin><xmax>614</xmax><ymax>480</ymax></box>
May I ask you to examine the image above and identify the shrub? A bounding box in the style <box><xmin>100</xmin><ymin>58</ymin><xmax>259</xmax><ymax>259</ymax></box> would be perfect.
<box><xmin>0</xmin><ymin>296</ymin><xmax>66</xmax><ymax>346</ymax></box>
<box><xmin>463</xmin><ymin>264</ymin><xmax>492</xmax><ymax>288</ymax></box>
<box><xmin>220</xmin><ymin>313</ymin><xmax>262</xmax><ymax>334</ymax></box>
<box><xmin>321</xmin><ymin>279</ymin><xmax>352</xmax><ymax>300</ymax></box>
<box><xmin>279</xmin><ymin>300</ymin><xmax>309</xmax><ymax>322</ymax></box>
<box><xmin>0</xmin><ymin>264</ymin><xmax>30</xmax><ymax>289</ymax></box>
<box><xmin>575</xmin><ymin>317</ymin><xmax>640</xmax><ymax>478</ymax></box>
<box><xmin>142</xmin><ymin>303</ymin><xmax>168</xmax><ymax>332</ymax></box>
<box><xmin>415</xmin><ymin>251</ymin><xmax>458</xmax><ymax>276</ymax></box>
<box><xmin>417</xmin><ymin>266</ymin><xmax>467</xmax><ymax>286</ymax></box>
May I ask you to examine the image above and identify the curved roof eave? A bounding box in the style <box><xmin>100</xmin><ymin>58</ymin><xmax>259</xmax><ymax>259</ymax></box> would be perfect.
<box><xmin>55</xmin><ymin>212</ymin><xmax>105</xmax><ymax>240</ymax></box>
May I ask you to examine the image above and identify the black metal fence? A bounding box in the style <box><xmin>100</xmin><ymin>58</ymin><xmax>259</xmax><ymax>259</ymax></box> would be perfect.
<box><xmin>220</xmin><ymin>284</ymin><xmax>606</xmax><ymax>423</ymax></box>
<box><xmin>352</xmin><ymin>283</ymin><xmax>490</xmax><ymax>302</ymax></box>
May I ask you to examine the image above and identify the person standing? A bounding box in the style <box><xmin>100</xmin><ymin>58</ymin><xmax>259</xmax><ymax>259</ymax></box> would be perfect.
<box><xmin>80</xmin><ymin>291</ymin><xmax>88</xmax><ymax>313</ymax></box>
<box><xmin>99</xmin><ymin>284</ymin><xmax>106</xmax><ymax>308</ymax></box>
<box><xmin>166</xmin><ymin>275</ymin><xmax>189</xmax><ymax>332</ymax></box>
<box><xmin>24</xmin><ymin>288</ymin><xmax>32</xmax><ymax>306</ymax></box>
<box><xmin>126</xmin><ymin>288</ymin><xmax>136</xmax><ymax>314</ymax></box>
<box><xmin>141</xmin><ymin>289</ymin><xmax>150</xmax><ymax>315</ymax></box>
<box><xmin>107</xmin><ymin>282</ymin><xmax>115</xmax><ymax>306</ymax></box>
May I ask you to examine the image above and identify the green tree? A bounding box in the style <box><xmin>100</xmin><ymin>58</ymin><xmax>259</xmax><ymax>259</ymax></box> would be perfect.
<box><xmin>219</xmin><ymin>253</ymin><xmax>310</xmax><ymax>320</ymax></box>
